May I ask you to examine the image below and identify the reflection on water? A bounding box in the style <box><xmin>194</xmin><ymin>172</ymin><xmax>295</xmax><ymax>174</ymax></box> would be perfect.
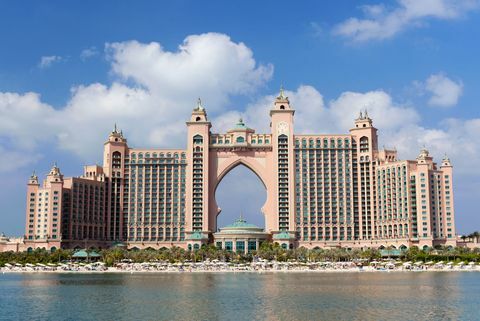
<box><xmin>1</xmin><ymin>272</ymin><xmax>479</xmax><ymax>321</ymax></box>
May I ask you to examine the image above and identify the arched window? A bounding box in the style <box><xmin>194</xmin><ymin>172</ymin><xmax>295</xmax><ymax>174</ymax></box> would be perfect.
<box><xmin>280</xmin><ymin>105</ymin><xmax>285</xmax><ymax>110</ymax></box>
<box><xmin>360</xmin><ymin>136</ymin><xmax>369</xmax><ymax>152</ymax></box>
<box><xmin>236</xmin><ymin>136</ymin><xmax>245</xmax><ymax>143</ymax></box>
<box><xmin>196</xmin><ymin>116</ymin><xmax>201</xmax><ymax>121</ymax></box>
<box><xmin>193</xmin><ymin>135</ymin><xmax>203</xmax><ymax>144</ymax></box>
<box><xmin>194</xmin><ymin>244</ymin><xmax>200</xmax><ymax>250</ymax></box>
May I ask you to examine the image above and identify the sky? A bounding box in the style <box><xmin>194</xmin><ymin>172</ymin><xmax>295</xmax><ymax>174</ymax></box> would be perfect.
<box><xmin>0</xmin><ymin>0</ymin><xmax>479</xmax><ymax>235</ymax></box>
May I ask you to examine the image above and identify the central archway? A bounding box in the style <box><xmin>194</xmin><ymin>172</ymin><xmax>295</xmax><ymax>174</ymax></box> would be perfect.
<box><xmin>215</xmin><ymin>164</ymin><xmax>266</xmax><ymax>231</ymax></box>
<box><xmin>208</xmin><ymin>150</ymin><xmax>276</xmax><ymax>233</ymax></box>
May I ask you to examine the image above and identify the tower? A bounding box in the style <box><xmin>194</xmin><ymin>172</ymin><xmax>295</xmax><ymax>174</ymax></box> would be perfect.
<box><xmin>103</xmin><ymin>125</ymin><xmax>128</xmax><ymax>241</ymax></box>
<box><xmin>350</xmin><ymin>111</ymin><xmax>378</xmax><ymax>240</ymax></box>
<box><xmin>185</xmin><ymin>99</ymin><xmax>211</xmax><ymax>245</ymax></box>
<box><xmin>25</xmin><ymin>171</ymin><xmax>39</xmax><ymax>239</ymax></box>
<box><xmin>440</xmin><ymin>154</ymin><xmax>455</xmax><ymax>242</ymax></box>
<box><xmin>270</xmin><ymin>87</ymin><xmax>295</xmax><ymax>239</ymax></box>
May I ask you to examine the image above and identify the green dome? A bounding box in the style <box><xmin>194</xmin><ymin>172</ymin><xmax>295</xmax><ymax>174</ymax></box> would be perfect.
<box><xmin>232</xmin><ymin>118</ymin><xmax>252</xmax><ymax>131</ymax></box>
<box><xmin>222</xmin><ymin>217</ymin><xmax>260</xmax><ymax>230</ymax></box>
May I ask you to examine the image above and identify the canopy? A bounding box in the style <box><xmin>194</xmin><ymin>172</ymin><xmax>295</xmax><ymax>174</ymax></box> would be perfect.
<box><xmin>72</xmin><ymin>249</ymin><xmax>101</xmax><ymax>258</ymax></box>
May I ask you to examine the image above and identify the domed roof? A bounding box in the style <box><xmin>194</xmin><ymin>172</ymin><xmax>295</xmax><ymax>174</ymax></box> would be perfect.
<box><xmin>222</xmin><ymin>217</ymin><xmax>261</xmax><ymax>230</ymax></box>
<box><xmin>214</xmin><ymin>216</ymin><xmax>270</xmax><ymax>238</ymax></box>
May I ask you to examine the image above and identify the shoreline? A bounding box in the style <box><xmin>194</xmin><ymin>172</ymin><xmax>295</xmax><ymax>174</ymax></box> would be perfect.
<box><xmin>2</xmin><ymin>267</ymin><xmax>480</xmax><ymax>274</ymax></box>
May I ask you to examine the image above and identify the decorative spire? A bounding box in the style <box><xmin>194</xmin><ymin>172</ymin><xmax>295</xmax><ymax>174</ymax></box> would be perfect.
<box><xmin>53</xmin><ymin>161</ymin><xmax>58</xmax><ymax>168</ymax></box>
<box><xmin>29</xmin><ymin>170</ymin><xmax>38</xmax><ymax>183</ymax></box>
<box><xmin>359</xmin><ymin>110</ymin><xmax>363</xmax><ymax>119</ymax></box>
<box><xmin>417</xmin><ymin>146</ymin><xmax>429</xmax><ymax>160</ymax></box>
<box><xmin>364</xmin><ymin>109</ymin><xmax>369</xmax><ymax>119</ymax></box>
<box><xmin>443</xmin><ymin>153</ymin><xmax>450</xmax><ymax>162</ymax></box>
<box><xmin>277</xmin><ymin>85</ymin><xmax>287</xmax><ymax>100</ymax></box>
<box><xmin>196</xmin><ymin>98</ymin><xmax>204</xmax><ymax>111</ymax></box>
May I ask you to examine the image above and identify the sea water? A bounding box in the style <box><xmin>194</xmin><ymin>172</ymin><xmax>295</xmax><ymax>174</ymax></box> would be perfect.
<box><xmin>1</xmin><ymin>272</ymin><xmax>479</xmax><ymax>320</ymax></box>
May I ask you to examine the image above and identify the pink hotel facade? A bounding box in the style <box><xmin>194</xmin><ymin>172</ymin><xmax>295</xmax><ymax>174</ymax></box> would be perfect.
<box><xmin>18</xmin><ymin>91</ymin><xmax>456</xmax><ymax>252</ymax></box>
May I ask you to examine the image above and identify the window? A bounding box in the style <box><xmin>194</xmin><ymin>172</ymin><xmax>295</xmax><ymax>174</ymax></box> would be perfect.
<box><xmin>236</xmin><ymin>241</ymin><xmax>245</xmax><ymax>253</ymax></box>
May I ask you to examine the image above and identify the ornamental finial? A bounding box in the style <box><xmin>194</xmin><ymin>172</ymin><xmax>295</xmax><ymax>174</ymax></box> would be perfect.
<box><xmin>277</xmin><ymin>84</ymin><xmax>286</xmax><ymax>100</ymax></box>
<box><xmin>196</xmin><ymin>98</ymin><xmax>204</xmax><ymax>111</ymax></box>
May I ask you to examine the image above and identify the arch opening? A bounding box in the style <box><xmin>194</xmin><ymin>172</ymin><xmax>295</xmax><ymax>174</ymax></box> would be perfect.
<box><xmin>215</xmin><ymin>164</ymin><xmax>266</xmax><ymax>231</ymax></box>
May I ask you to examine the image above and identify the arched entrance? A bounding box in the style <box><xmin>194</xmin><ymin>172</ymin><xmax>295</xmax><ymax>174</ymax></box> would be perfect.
<box><xmin>215</xmin><ymin>164</ymin><xmax>266</xmax><ymax>230</ymax></box>
<box><xmin>208</xmin><ymin>149</ymin><xmax>276</xmax><ymax>234</ymax></box>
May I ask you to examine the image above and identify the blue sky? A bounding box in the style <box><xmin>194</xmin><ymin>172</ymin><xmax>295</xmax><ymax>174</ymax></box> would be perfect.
<box><xmin>0</xmin><ymin>0</ymin><xmax>479</xmax><ymax>235</ymax></box>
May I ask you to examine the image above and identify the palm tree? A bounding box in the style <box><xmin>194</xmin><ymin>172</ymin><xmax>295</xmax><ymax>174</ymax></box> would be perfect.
<box><xmin>473</xmin><ymin>231</ymin><xmax>480</xmax><ymax>244</ymax></box>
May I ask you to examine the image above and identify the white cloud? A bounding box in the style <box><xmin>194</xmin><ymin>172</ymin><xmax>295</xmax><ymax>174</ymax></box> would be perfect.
<box><xmin>212</xmin><ymin>85</ymin><xmax>479</xmax><ymax>178</ymax></box>
<box><xmin>1</xmin><ymin>34</ymin><xmax>479</xmax><ymax>181</ymax></box>
<box><xmin>0</xmin><ymin>92</ymin><xmax>56</xmax><ymax>149</ymax></box>
<box><xmin>80</xmin><ymin>47</ymin><xmax>98</xmax><ymax>60</ymax></box>
<box><xmin>38</xmin><ymin>55</ymin><xmax>62</xmax><ymax>69</ymax></box>
<box><xmin>333</xmin><ymin>0</ymin><xmax>479</xmax><ymax>42</ymax></box>
<box><xmin>106</xmin><ymin>33</ymin><xmax>273</xmax><ymax>110</ymax></box>
<box><xmin>213</xmin><ymin>85</ymin><xmax>418</xmax><ymax>135</ymax></box>
<box><xmin>0</xmin><ymin>145</ymin><xmax>41</xmax><ymax>173</ymax></box>
<box><xmin>424</xmin><ymin>73</ymin><xmax>463</xmax><ymax>107</ymax></box>
<box><xmin>0</xmin><ymin>33</ymin><xmax>273</xmax><ymax>164</ymax></box>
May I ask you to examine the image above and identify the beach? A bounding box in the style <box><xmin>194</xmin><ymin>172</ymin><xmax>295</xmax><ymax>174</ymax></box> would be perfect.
<box><xmin>2</xmin><ymin>259</ymin><xmax>479</xmax><ymax>274</ymax></box>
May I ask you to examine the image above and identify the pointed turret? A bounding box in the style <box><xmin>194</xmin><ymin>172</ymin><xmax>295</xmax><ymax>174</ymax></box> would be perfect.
<box><xmin>416</xmin><ymin>146</ymin><xmax>434</xmax><ymax>166</ymax></box>
<box><xmin>28</xmin><ymin>170</ymin><xmax>39</xmax><ymax>185</ymax></box>
<box><xmin>189</xmin><ymin>98</ymin><xmax>209</xmax><ymax>122</ymax></box>
<box><xmin>107</xmin><ymin>123</ymin><xmax>127</xmax><ymax>144</ymax></box>
<box><xmin>277</xmin><ymin>85</ymin><xmax>287</xmax><ymax>101</ymax></box>
<box><xmin>354</xmin><ymin>109</ymin><xmax>373</xmax><ymax>128</ymax></box>
<box><xmin>441</xmin><ymin>153</ymin><xmax>452</xmax><ymax>167</ymax></box>
<box><xmin>45</xmin><ymin>162</ymin><xmax>64</xmax><ymax>186</ymax></box>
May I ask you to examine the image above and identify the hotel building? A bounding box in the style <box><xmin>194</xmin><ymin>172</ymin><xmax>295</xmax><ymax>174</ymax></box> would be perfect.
<box><xmin>18</xmin><ymin>90</ymin><xmax>456</xmax><ymax>252</ymax></box>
